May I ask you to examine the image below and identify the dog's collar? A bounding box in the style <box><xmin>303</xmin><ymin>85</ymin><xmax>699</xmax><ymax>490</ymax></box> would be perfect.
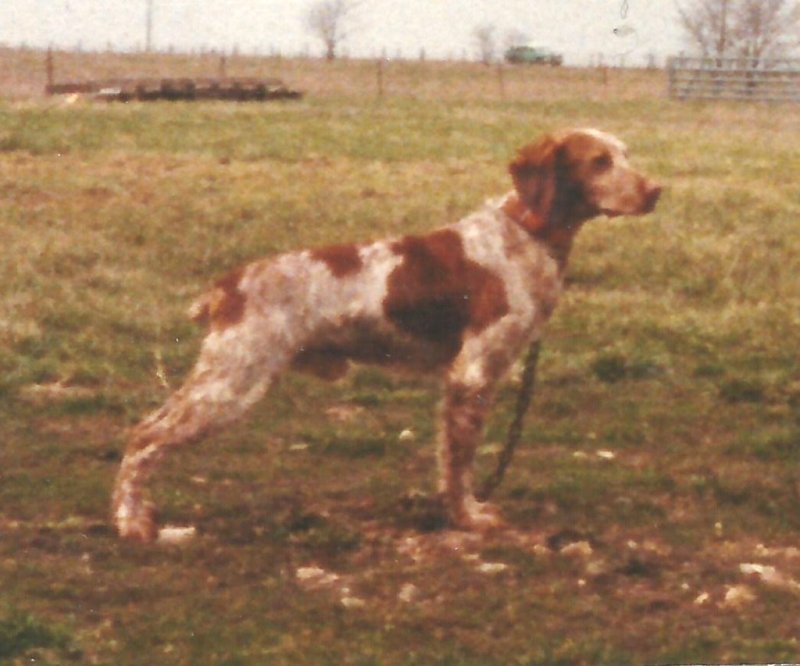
<box><xmin>500</xmin><ymin>193</ymin><xmax>547</xmax><ymax>235</ymax></box>
<box><xmin>500</xmin><ymin>193</ymin><xmax>576</xmax><ymax>269</ymax></box>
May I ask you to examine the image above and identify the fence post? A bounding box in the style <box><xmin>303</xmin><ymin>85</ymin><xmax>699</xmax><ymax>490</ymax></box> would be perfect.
<box><xmin>496</xmin><ymin>63</ymin><xmax>505</xmax><ymax>99</ymax></box>
<box><xmin>376</xmin><ymin>58</ymin><xmax>384</xmax><ymax>99</ymax></box>
<box><xmin>219</xmin><ymin>54</ymin><xmax>227</xmax><ymax>79</ymax></box>
<box><xmin>45</xmin><ymin>47</ymin><xmax>54</xmax><ymax>94</ymax></box>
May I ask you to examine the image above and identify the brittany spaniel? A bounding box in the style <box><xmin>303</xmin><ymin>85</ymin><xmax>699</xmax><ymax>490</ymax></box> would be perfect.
<box><xmin>112</xmin><ymin>128</ymin><xmax>661</xmax><ymax>541</ymax></box>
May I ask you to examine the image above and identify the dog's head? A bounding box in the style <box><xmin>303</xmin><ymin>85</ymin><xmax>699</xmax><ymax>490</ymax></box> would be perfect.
<box><xmin>509</xmin><ymin>128</ymin><xmax>662</xmax><ymax>226</ymax></box>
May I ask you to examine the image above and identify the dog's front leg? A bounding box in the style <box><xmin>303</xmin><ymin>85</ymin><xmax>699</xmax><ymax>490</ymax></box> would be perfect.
<box><xmin>438</xmin><ymin>380</ymin><xmax>501</xmax><ymax>530</ymax></box>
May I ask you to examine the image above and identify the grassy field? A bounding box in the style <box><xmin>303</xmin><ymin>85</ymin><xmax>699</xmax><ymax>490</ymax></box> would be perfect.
<box><xmin>2</xmin><ymin>51</ymin><xmax>800</xmax><ymax>664</ymax></box>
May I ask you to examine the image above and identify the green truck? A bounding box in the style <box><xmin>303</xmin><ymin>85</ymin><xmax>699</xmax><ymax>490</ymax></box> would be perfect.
<box><xmin>504</xmin><ymin>46</ymin><xmax>563</xmax><ymax>66</ymax></box>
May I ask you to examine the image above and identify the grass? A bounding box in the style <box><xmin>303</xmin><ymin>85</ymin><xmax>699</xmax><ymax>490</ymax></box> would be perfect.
<box><xmin>2</xmin><ymin>49</ymin><xmax>800</xmax><ymax>664</ymax></box>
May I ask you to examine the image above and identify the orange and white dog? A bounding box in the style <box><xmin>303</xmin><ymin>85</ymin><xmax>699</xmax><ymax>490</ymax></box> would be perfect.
<box><xmin>112</xmin><ymin>128</ymin><xmax>661</xmax><ymax>541</ymax></box>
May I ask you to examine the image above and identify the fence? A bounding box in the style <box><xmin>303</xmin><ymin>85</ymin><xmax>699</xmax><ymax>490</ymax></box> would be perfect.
<box><xmin>668</xmin><ymin>56</ymin><xmax>800</xmax><ymax>102</ymax></box>
<box><xmin>0</xmin><ymin>46</ymin><xmax>664</xmax><ymax>103</ymax></box>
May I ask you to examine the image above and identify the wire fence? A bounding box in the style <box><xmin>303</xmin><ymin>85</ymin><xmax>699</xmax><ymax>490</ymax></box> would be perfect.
<box><xmin>0</xmin><ymin>46</ymin><xmax>664</xmax><ymax>103</ymax></box>
<box><xmin>668</xmin><ymin>56</ymin><xmax>800</xmax><ymax>102</ymax></box>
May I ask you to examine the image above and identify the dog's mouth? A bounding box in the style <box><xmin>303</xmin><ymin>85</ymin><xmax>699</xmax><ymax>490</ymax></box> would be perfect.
<box><xmin>642</xmin><ymin>186</ymin><xmax>662</xmax><ymax>213</ymax></box>
<box><xmin>597</xmin><ymin>182</ymin><xmax>662</xmax><ymax>218</ymax></box>
<box><xmin>600</xmin><ymin>189</ymin><xmax>662</xmax><ymax>218</ymax></box>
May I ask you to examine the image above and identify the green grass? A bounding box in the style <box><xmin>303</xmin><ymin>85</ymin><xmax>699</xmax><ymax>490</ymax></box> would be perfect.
<box><xmin>2</xmin><ymin>51</ymin><xmax>800</xmax><ymax>664</ymax></box>
<box><xmin>0</xmin><ymin>606</ymin><xmax>74</xmax><ymax>661</ymax></box>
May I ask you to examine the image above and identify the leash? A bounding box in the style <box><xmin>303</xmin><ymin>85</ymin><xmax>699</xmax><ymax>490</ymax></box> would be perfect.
<box><xmin>476</xmin><ymin>339</ymin><xmax>542</xmax><ymax>502</ymax></box>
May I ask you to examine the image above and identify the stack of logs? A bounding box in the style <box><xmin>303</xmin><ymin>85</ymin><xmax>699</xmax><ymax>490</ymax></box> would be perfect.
<box><xmin>46</xmin><ymin>77</ymin><xmax>303</xmax><ymax>102</ymax></box>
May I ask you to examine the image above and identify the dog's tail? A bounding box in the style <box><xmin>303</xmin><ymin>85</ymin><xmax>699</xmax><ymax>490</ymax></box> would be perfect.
<box><xmin>187</xmin><ymin>267</ymin><xmax>246</xmax><ymax>327</ymax></box>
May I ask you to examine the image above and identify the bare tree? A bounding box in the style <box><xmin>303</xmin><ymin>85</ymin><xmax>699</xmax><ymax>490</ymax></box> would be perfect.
<box><xmin>305</xmin><ymin>0</ymin><xmax>357</xmax><ymax>61</ymax></box>
<box><xmin>678</xmin><ymin>0</ymin><xmax>800</xmax><ymax>59</ymax></box>
<box><xmin>677</xmin><ymin>0</ymin><xmax>732</xmax><ymax>57</ymax></box>
<box><xmin>731</xmin><ymin>0</ymin><xmax>800</xmax><ymax>60</ymax></box>
<box><xmin>473</xmin><ymin>23</ymin><xmax>497</xmax><ymax>65</ymax></box>
<box><xmin>145</xmin><ymin>0</ymin><xmax>154</xmax><ymax>52</ymax></box>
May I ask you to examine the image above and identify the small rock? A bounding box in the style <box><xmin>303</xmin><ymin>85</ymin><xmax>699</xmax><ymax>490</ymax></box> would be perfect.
<box><xmin>723</xmin><ymin>584</ymin><xmax>756</xmax><ymax>608</ymax></box>
<box><xmin>296</xmin><ymin>566</ymin><xmax>326</xmax><ymax>580</ymax></box>
<box><xmin>157</xmin><ymin>525</ymin><xmax>197</xmax><ymax>545</ymax></box>
<box><xmin>596</xmin><ymin>450</ymin><xmax>616</xmax><ymax>460</ymax></box>
<box><xmin>296</xmin><ymin>566</ymin><xmax>339</xmax><ymax>587</ymax></box>
<box><xmin>398</xmin><ymin>583</ymin><xmax>419</xmax><ymax>603</ymax></box>
<box><xmin>398</xmin><ymin>429</ymin><xmax>416</xmax><ymax>442</ymax></box>
<box><xmin>755</xmin><ymin>543</ymin><xmax>800</xmax><ymax>560</ymax></box>
<box><xmin>585</xmin><ymin>559</ymin><xmax>608</xmax><ymax>577</ymax></box>
<box><xmin>560</xmin><ymin>541</ymin><xmax>593</xmax><ymax>559</ymax></box>
<box><xmin>740</xmin><ymin>562</ymin><xmax>779</xmax><ymax>582</ymax></box>
<box><xmin>693</xmin><ymin>592</ymin><xmax>710</xmax><ymax>606</ymax></box>
<box><xmin>477</xmin><ymin>562</ymin><xmax>509</xmax><ymax>575</ymax></box>
<box><xmin>341</xmin><ymin>595</ymin><xmax>366</xmax><ymax>609</ymax></box>
<box><xmin>740</xmin><ymin>562</ymin><xmax>800</xmax><ymax>592</ymax></box>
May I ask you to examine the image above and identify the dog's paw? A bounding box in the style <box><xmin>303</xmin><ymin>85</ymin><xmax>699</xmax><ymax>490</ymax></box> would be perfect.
<box><xmin>451</xmin><ymin>498</ymin><xmax>505</xmax><ymax>532</ymax></box>
<box><xmin>114</xmin><ymin>499</ymin><xmax>159</xmax><ymax>543</ymax></box>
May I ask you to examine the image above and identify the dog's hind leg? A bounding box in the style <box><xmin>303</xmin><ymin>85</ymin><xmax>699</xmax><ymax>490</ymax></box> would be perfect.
<box><xmin>111</xmin><ymin>329</ymin><xmax>290</xmax><ymax>542</ymax></box>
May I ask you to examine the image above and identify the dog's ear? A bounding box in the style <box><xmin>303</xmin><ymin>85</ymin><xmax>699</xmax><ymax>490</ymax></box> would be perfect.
<box><xmin>509</xmin><ymin>136</ymin><xmax>561</xmax><ymax>220</ymax></box>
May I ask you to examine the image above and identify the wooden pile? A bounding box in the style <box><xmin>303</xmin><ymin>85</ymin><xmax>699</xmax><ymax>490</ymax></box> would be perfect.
<box><xmin>46</xmin><ymin>77</ymin><xmax>302</xmax><ymax>102</ymax></box>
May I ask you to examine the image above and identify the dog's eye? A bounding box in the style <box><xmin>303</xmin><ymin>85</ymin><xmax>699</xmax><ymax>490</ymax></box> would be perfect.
<box><xmin>592</xmin><ymin>153</ymin><xmax>612</xmax><ymax>171</ymax></box>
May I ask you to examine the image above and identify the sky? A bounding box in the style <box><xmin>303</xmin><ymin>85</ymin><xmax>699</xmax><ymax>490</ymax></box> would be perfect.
<box><xmin>0</xmin><ymin>1</ymin><xmax>686</xmax><ymax>66</ymax></box>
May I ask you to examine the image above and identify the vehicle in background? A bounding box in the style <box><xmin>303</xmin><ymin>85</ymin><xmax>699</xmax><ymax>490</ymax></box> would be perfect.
<box><xmin>504</xmin><ymin>45</ymin><xmax>563</xmax><ymax>66</ymax></box>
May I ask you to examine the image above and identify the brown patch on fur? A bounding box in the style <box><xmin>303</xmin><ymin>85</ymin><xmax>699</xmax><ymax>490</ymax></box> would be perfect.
<box><xmin>125</xmin><ymin>431</ymin><xmax>157</xmax><ymax>455</ymax></box>
<box><xmin>310</xmin><ymin>243</ymin><xmax>363</xmax><ymax>278</ymax></box>
<box><xmin>190</xmin><ymin>267</ymin><xmax>247</xmax><ymax>330</ymax></box>
<box><xmin>383</xmin><ymin>230</ymin><xmax>509</xmax><ymax>358</ymax></box>
<box><xmin>507</xmin><ymin>133</ymin><xmax>601</xmax><ymax>268</ymax></box>
<box><xmin>509</xmin><ymin>136</ymin><xmax>560</xmax><ymax>220</ymax></box>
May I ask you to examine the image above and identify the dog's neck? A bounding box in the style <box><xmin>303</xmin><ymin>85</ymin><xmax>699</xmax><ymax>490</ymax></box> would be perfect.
<box><xmin>500</xmin><ymin>193</ymin><xmax>584</xmax><ymax>270</ymax></box>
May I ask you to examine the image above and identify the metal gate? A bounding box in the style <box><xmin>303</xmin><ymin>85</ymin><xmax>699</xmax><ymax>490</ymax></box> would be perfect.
<box><xmin>668</xmin><ymin>56</ymin><xmax>800</xmax><ymax>102</ymax></box>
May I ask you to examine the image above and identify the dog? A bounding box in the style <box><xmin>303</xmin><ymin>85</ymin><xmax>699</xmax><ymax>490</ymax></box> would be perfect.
<box><xmin>112</xmin><ymin>128</ymin><xmax>661</xmax><ymax>541</ymax></box>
